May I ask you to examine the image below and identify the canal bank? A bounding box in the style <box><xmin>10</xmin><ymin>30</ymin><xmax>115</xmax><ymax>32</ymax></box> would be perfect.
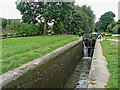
<box><xmin>64</xmin><ymin>35</ymin><xmax>96</xmax><ymax>88</ymax></box>
<box><xmin>1</xmin><ymin>36</ymin><xmax>108</xmax><ymax>89</ymax></box>
<box><xmin>87</xmin><ymin>39</ymin><xmax>110</xmax><ymax>88</ymax></box>
<box><xmin>1</xmin><ymin>38</ymin><xmax>83</xmax><ymax>88</ymax></box>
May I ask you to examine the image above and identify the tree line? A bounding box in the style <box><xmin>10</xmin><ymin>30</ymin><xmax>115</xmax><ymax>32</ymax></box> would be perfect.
<box><xmin>95</xmin><ymin>11</ymin><xmax>119</xmax><ymax>34</ymax></box>
<box><xmin>2</xmin><ymin>1</ymin><xmax>95</xmax><ymax>36</ymax></box>
<box><xmin>1</xmin><ymin>19</ymin><xmax>11</xmax><ymax>29</ymax></box>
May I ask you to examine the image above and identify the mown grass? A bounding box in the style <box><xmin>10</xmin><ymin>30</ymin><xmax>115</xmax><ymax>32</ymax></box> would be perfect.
<box><xmin>101</xmin><ymin>40</ymin><xmax>118</xmax><ymax>88</ymax></box>
<box><xmin>1</xmin><ymin>35</ymin><xmax>79</xmax><ymax>74</ymax></box>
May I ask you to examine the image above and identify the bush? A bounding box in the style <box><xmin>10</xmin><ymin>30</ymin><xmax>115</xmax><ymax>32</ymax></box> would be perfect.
<box><xmin>112</xmin><ymin>25</ymin><xmax>120</xmax><ymax>34</ymax></box>
<box><xmin>2</xmin><ymin>19</ymin><xmax>7</xmax><ymax>30</ymax></box>
<box><xmin>106</xmin><ymin>22</ymin><xmax>117</xmax><ymax>33</ymax></box>
<box><xmin>6</xmin><ymin>22</ymin><xmax>39</xmax><ymax>36</ymax></box>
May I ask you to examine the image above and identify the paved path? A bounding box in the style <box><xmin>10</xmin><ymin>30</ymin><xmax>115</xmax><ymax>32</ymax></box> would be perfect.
<box><xmin>112</xmin><ymin>34</ymin><xmax>120</xmax><ymax>37</ymax></box>
<box><xmin>87</xmin><ymin>39</ymin><xmax>110</xmax><ymax>88</ymax></box>
<box><xmin>107</xmin><ymin>39</ymin><xmax>119</xmax><ymax>42</ymax></box>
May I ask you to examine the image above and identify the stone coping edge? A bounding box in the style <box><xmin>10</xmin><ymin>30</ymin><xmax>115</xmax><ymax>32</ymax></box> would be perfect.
<box><xmin>91</xmin><ymin>39</ymin><xmax>98</xmax><ymax>61</ymax></box>
<box><xmin>87</xmin><ymin>39</ymin><xmax>110</xmax><ymax>88</ymax></box>
<box><xmin>0</xmin><ymin>38</ymin><xmax>82</xmax><ymax>88</ymax></box>
<box><xmin>87</xmin><ymin>39</ymin><xmax>98</xmax><ymax>88</ymax></box>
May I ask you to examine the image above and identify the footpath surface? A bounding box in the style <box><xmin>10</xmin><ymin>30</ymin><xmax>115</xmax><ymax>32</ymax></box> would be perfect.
<box><xmin>107</xmin><ymin>39</ymin><xmax>119</xmax><ymax>42</ymax></box>
<box><xmin>87</xmin><ymin>39</ymin><xmax>110</xmax><ymax>88</ymax></box>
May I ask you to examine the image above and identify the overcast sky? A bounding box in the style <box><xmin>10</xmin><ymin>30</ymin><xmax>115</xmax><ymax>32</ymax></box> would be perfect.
<box><xmin>0</xmin><ymin>0</ymin><xmax>119</xmax><ymax>22</ymax></box>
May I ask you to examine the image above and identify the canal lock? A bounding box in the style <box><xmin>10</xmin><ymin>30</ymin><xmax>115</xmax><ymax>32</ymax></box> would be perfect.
<box><xmin>64</xmin><ymin>35</ymin><xmax>97</xmax><ymax>88</ymax></box>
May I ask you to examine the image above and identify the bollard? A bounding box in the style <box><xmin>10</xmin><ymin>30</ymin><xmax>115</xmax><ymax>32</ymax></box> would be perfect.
<box><xmin>111</xmin><ymin>43</ymin><xmax>114</xmax><ymax>49</ymax></box>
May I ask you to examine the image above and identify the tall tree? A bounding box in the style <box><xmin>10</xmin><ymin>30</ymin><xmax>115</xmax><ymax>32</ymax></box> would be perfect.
<box><xmin>2</xmin><ymin>18</ymin><xmax>7</xmax><ymax>30</ymax></box>
<box><xmin>106</xmin><ymin>21</ymin><xmax>117</xmax><ymax>32</ymax></box>
<box><xmin>68</xmin><ymin>5</ymin><xmax>89</xmax><ymax>34</ymax></box>
<box><xmin>68</xmin><ymin>5</ymin><xmax>95</xmax><ymax>34</ymax></box>
<box><xmin>16</xmin><ymin>1</ymin><xmax>74</xmax><ymax>35</ymax></box>
<box><xmin>81</xmin><ymin>5</ymin><xmax>95</xmax><ymax>33</ymax></box>
<box><xmin>53</xmin><ymin>2</ymin><xmax>74</xmax><ymax>34</ymax></box>
<box><xmin>7</xmin><ymin>19</ymin><xmax>11</xmax><ymax>25</ymax></box>
<box><xmin>95</xmin><ymin>21</ymin><xmax>102</xmax><ymax>32</ymax></box>
<box><xmin>98</xmin><ymin>11</ymin><xmax>115</xmax><ymax>32</ymax></box>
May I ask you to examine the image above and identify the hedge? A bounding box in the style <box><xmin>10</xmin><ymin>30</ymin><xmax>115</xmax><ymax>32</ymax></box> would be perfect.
<box><xmin>112</xmin><ymin>25</ymin><xmax>120</xmax><ymax>34</ymax></box>
<box><xmin>5</xmin><ymin>22</ymin><xmax>40</xmax><ymax>37</ymax></box>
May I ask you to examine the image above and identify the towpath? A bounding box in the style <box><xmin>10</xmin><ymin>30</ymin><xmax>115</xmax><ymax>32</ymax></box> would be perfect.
<box><xmin>87</xmin><ymin>39</ymin><xmax>110</xmax><ymax>88</ymax></box>
<box><xmin>107</xmin><ymin>39</ymin><xmax>119</xmax><ymax>42</ymax></box>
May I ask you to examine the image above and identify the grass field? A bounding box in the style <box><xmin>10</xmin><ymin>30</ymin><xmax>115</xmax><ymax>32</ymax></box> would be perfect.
<box><xmin>101</xmin><ymin>40</ymin><xmax>118</xmax><ymax>88</ymax></box>
<box><xmin>1</xmin><ymin>35</ymin><xmax>79</xmax><ymax>74</ymax></box>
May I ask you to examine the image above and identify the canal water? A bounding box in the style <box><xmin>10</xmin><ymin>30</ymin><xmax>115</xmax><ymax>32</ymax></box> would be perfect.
<box><xmin>64</xmin><ymin>40</ymin><xmax>94</xmax><ymax>88</ymax></box>
<box><xmin>64</xmin><ymin>57</ymin><xmax>92</xmax><ymax>88</ymax></box>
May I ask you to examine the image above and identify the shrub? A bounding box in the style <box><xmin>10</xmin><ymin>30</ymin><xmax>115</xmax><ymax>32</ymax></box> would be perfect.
<box><xmin>6</xmin><ymin>22</ymin><xmax>39</xmax><ymax>36</ymax></box>
<box><xmin>2</xmin><ymin>19</ymin><xmax>7</xmax><ymax>30</ymax></box>
<box><xmin>7</xmin><ymin>19</ymin><xmax>11</xmax><ymax>25</ymax></box>
<box><xmin>112</xmin><ymin>25</ymin><xmax>120</xmax><ymax>34</ymax></box>
<box><xmin>106</xmin><ymin>21</ymin><xmax>117</xmax><ymax>33</ymax></box>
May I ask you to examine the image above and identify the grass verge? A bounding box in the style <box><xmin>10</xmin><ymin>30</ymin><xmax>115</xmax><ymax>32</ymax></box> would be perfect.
<box><xmin>101</xmin><ymin>40</ymin><xmax>118</xmax><ymax>88</ymax></box>
<box><xmin>1</xmin><ymin>35</ymin><xmax>79</xmax><ymax>74</ymax></box>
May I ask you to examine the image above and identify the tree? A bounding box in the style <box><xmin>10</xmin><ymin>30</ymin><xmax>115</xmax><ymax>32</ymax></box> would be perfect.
<box><xmin>106</xmin><ymin>21</ymin><xmax>117</xmax><ymax>32</ymax></box>
<box><xmin>53</xmin><ymin>2</ymin><xmax>74</xmax><ymax>34</ymax></box>
<box><xmin>16</xmin><ymin>1</ymin><xmax>74</xmax><ymax>35</ymax></box>
<box><xmin>7</xmin><ymin>19</ymin><xmax>11</xmax><ymax>25</ymax></box>
<box><xmin>98</xmin><ymin>11</ymin><xmax>115</xmax><ymax>32</ymax></box>
<box><xmin>81</xmin><ymin>5</ymin><xmax>95</xmax><ymax>33</ymax></box>
<box><xmin>16</xmin><ymin>1</ymin><xmax>95</xmax><ymax>35</ymax></box>
<box><xmin>116</xmin><ymin>20</ymin><xmax>120</xmax><ymax>34</ymax></box>
<box><xmin>68</xmin><ymin>5</ymin><xmax>95</xmax><ymax>34</ymax></box>
<box><xmin>95</xmin><ymin>21</ymin><xmax>102</xmax><ymax>32</ymax></box>
<box><xmin>112</xmin><ymin>25</ymin><xmax>120</xmax><ymax>34</ymax></box>
<box><xmin>2</xmin><ymin>18</ymin><xmax>7</xmax><ymax>30</ymax></box>
<box><xmin>68</xmin><ymin>5</ymin><xmax>89</xmax><ymax>34</ymax></box>
<box><xmin>117</xmin><ymin>20</ymin><xmax>120</xmax><ymax>24</ymax></box>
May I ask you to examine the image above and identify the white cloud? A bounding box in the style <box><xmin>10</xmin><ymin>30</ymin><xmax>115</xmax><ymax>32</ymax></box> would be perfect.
<box><xmin>75</xmin><ymin>0</ymin><xmax>119</xmax><ymax>22</ymax></box>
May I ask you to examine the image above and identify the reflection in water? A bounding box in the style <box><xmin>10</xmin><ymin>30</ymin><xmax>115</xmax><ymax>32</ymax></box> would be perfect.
<box><xmin>83</xmin><ymin>42</ymin><xmax>88</xmax><ymax>57</ymax></box>
<box><xmin>64</xmin><ymin>39</ymin><xmax>94</xmax><ymax>88</ymax></box>
<box><xmin>64</xmin><ymin>57</ymin><xmax>92</xmax><ymax>88</ymax></box>
<box><xmin>75</xmin><ymin>57</ymin><xmax>91</xmax><ymax>88</ymax></box>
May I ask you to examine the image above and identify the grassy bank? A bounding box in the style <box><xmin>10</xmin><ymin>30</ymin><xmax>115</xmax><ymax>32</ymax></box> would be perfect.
<box><xmin>1</xmin><ymin>35</ymin><xmax>79</xmax><ymax>74</ymax></box>
<box><xmin>101</xmin><ymin>40</ymin><xmax>118</xmax><ymax>88</ymax></box>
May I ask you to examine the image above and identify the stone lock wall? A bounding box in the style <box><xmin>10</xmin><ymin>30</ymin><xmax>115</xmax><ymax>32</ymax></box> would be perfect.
<box><xmin>1</xmin><ymin>39</ymin><xmax>83</xmax><ymax>88</ymax></box>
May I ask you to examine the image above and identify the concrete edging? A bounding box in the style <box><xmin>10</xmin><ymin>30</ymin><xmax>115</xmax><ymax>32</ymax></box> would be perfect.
<box><xmin>0</xmin><ymin>38</ymin><xmax>83</xmax><ymax>88</ymax></box>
